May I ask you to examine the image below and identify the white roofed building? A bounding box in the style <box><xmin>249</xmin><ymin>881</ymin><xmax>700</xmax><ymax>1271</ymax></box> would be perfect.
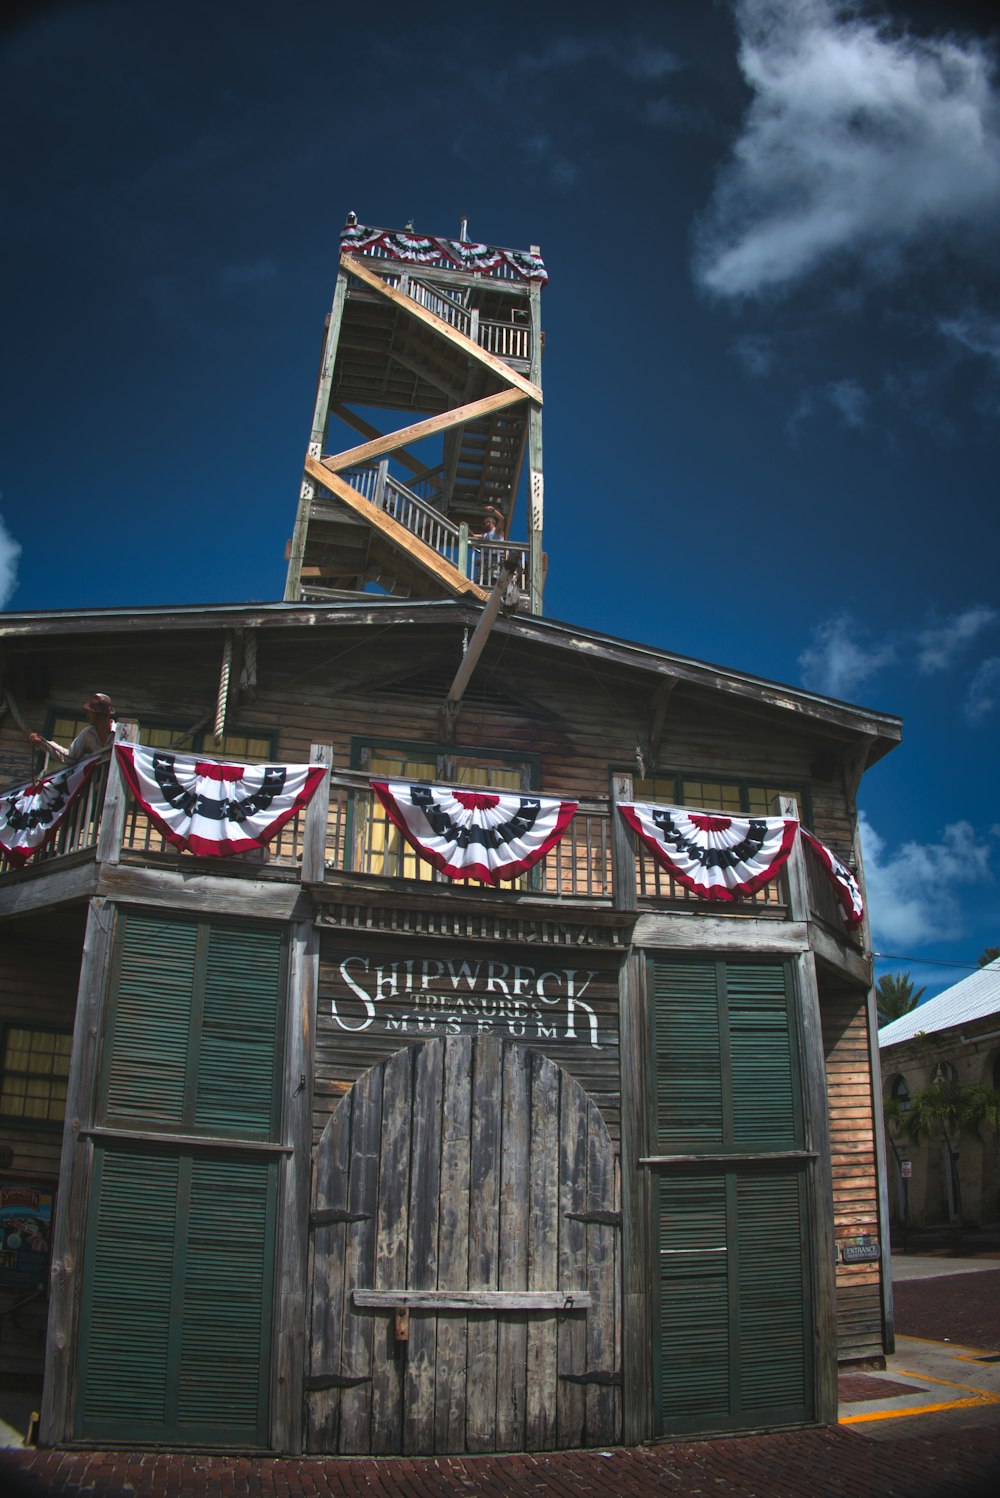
<box><xmin>879</xmin><ymin>960</ymin><xmax>1000</xmax><ymax>1231</ymax></box>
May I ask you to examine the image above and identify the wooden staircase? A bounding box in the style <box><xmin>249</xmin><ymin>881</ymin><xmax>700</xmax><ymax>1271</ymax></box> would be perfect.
<box><xmin>285</xmin><ymin>228</ymin><xmax>545</xmax><ymax>611</ymax></box>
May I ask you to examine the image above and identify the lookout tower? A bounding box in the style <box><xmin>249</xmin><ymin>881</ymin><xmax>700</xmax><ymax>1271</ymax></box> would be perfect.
<box><xmin>284</xmin><ymin>217</ymin><xmax>547</xmax><ymax>613</ymax></box>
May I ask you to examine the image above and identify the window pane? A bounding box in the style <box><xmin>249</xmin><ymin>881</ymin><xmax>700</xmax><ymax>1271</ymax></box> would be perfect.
<box><xmin>362</xmin><ymin>753</ymin><xmax>437</xmax><ymax>880</ymax></box>
<box><xmin>680</xmin><ymin>780</ymin><xmax>742</xmax><ymax>813</ymax></box>
<box><xmin>1</xmin><ymin>1026</ymin><xmax>72</xmax><ymax>1122</ymax></box>
<box><xmin>633</xmin><ymin>776</ymin><xmax>677</xmax><ymax>803</ymax></box>
<box><xmin>746</xmin><ymin>785</ymin><xmax>800</xmax><ymax>817</ymax></box>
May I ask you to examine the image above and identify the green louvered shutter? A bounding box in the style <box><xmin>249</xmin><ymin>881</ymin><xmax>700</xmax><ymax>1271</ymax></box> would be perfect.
<box><xmin>103</xmin><ymin>913</ymin><xmax>199</xmax><ymax>1124</ymax></box>
<box><xmin>195</xmin><ymin>924</ymin><xmax>284</xmax><ymax>1137</ymax></box>
<box><xmin>76</xmin><ymin>1148</ymin><xmax>179</xmax><ymax>1436</ymax></box>
<box><xmin>77</xmin><ymin>1148</ymin><xmax>277</xmax><ymax>1444</ymax></box>
<box><xmin>650</xmin><ymin>957</ymin><xmax>814</xmax><ymax>1436</ymax></box>
<box><xmin>79</xmin><ymin>911</ymin><xmax>285</xmax><ymax>1446</ymax></box>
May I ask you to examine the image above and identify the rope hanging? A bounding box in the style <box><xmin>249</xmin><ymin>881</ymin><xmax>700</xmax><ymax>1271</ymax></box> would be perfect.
<box><xmin>214</xmin><ymin>631</ymin><xmax>233</xmax><ymax>744</ymax></box>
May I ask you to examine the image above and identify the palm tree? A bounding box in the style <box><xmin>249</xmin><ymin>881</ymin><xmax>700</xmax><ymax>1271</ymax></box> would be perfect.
<box><xmin>876</xmin><ymin>971</ymin><xmax>926</xmax><ymax>1026</ymax></box>
<box><xmin>978</xmin><ymin>946</ymin><xmax>1000</xmax><ymax>968</ymax></box>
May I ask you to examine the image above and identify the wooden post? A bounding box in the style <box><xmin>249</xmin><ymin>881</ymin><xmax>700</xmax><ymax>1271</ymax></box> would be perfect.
<box><xmin>777</xmin><ymin>799</ymin><xmax>838</xmax><ymax>1422</ymax></box>
<box><xmin>270</xmin><ymin>916</ymin><xmax>320</xmax><ymax>1455</ymax></box>
<box><xmin>373</xmin><ymin>458</ymin><xmax>389</xmax><ymax>511</ymax></box>
<box><xmin>777</xmin><ymin>794</ymin><xmax>809</xmax><ymax>922</ymax></box>
<box><xmin>457</xmin><ymin>523</ymin><xmax>469</xmax><ymax>581</ymax></box>
<box><xmin>40</xmin><ymin>895</ymin><xmax>118</xmax><ymax>1444</ymax></box>
<box><xmin>301</xmin><ymin>745</ymin><xmax>332</xmax><ymax>884</ymax></box>
<box><xmin>610</xmin><ymin>773</ymin><xmax>637</xmax><ymax>914</ymax></box>
<box><xmin>96</xmin><ymin>719</ymin><xmax>137</xmax><ymax>866</ymax></box>
<box><xmin>285</xmin><ymin>268</ymin><xmax>350</xmax><ymax>601</ymax></box>
<box><xmin>618</xmin><ymin>949</ymin><xmax>651</xmax><ymax>1443</ymax></box>
<box><xmin>794</xmin><ymin>944</ymin><xmax>839</xmax><ymax>1426</ymax></box>
<box><xmin>527</xmin><ymin>279</ymin><xmax>544</xmax><ymax>616</ymax></box>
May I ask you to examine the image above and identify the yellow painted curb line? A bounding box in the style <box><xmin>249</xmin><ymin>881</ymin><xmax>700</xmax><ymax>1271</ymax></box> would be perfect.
<box><xmin>839</xmin><ymin>1366</ymin><xmax>1000</xmax><ymax>1425</ymax></box>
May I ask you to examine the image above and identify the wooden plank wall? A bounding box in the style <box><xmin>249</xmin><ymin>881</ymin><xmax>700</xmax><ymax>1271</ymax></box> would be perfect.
<box><xmin>306</xmin><ymin>1035</ymin><xmax>620</xmax><ymax>1455</ymax></box>
<box><xmin>0</xmin><ymin>927</ymin><xmax>82</xmax><ymax>1382</ymax></box>
<box><xmin>1</xmin><ymin>623</ymin><xmax>860</xmax><ymax>858</ymax></box>
<box><xmin>316</xmin><ymin>937</ymin><xmax>623</xmax><ymax>1148</ymax></box>
<box><xmin>821</xmin><ymin>987</ymin><xmax>884</xmax><ymax>1362</ymax></box>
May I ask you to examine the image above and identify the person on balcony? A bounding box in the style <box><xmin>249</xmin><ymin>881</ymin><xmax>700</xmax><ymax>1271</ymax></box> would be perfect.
<box><xmin>477</xmin><ymin>507</ymin><xmax>505</xmax><ymax>542</ymax></box>
<box><xmin>28</xmin><ymin>693</ymin><xmax>116</xmax><ymax>766</ymax></box>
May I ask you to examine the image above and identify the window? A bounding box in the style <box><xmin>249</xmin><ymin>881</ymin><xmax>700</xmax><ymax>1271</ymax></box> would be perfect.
<box><xmin>351</xmin><ymin>740</ymin><xmax>534</xmax><ymax>882</ymax></box>
<box><xmin>634</xmin><ymin>772</ymin><xmax>809</xmax><ymax>821</ymax></box>
<box><xmin>48</xmin><ymin>714</ymin><xmax>275</xmax><ymax>762</ymax></box>
<box><xmin>1</xmin><ymin>1025</ymin><xmax>72</xmax><ymax>1124</ymax></box>
<box><xmin>889</xmin><ymin>1074</ymin><xmax>911</xmax><ymax>1113</ymax></box>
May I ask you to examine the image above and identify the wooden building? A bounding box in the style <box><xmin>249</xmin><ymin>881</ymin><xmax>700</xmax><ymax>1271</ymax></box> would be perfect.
<box><xmin>880</xmin><ymin>960</ymin><xmax>1000</xmax><ymax>1231</ymax></box>
<box><xmin>0</xmin><ymin>220</ymin><xmax>902</xmax><ymax>1454</ymax></box>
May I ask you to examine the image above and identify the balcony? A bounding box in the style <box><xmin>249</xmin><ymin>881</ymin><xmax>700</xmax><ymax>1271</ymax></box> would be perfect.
<box><xmin>0</xmin><ymin>751</ymin><xmax>865</xmax><ymax>968</ymax></box>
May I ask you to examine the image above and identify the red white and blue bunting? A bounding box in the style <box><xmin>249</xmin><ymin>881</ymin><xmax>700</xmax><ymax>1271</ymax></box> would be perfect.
<box><xmin>619</xmin><ymin>803</ymin><xmax>799</xmax><ymax>901</ymax></box>
<box><xmin>340</xmin><ymin>223</ymin><xmax>548</xmax><ymax>282</ymax></box>
<box><xmin>371</xmin><ymin>780</ymin><xmax>577</xmax><ymax>884</ymax></box>
<box><xmin>800</xmin><ymin>829</ymin><xmax>864</xmax><ymax>930</ymax></box>
<box><xmin>0</xmin><ymin>754</ymin><xmax>100</xmax><ymax>867</ymax></box>
<box><xmin>115</xmin><ymin>744</ymin><xmax>326</xmax><ymax>858</ymax></box>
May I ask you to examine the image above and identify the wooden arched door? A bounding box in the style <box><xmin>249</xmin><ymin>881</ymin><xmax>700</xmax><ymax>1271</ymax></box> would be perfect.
<box><xmin>305</xmin><ymin>1034</ymin><xmax>620</xmax><ymax>1455</ymax></box>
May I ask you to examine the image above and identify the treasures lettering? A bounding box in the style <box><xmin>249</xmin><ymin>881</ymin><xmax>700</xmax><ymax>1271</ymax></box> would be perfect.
<box><xmin>332</xmin><ymin>954</ymin><xmax>602</xmax><ymax>1046</ymax></box>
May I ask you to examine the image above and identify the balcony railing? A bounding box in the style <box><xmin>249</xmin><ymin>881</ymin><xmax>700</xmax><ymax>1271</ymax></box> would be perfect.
<box><xmin>2</xmin><ymin>753</ymin><xmax>868</xmax><ymax>945</ymax></box>
<box><xmin>347</xmin><ymin>263</ymin><xmax>534</xmax><ymax>360</ymax></box>
<box><xmin>326</xmin><ymin>464</ymin><xmax>530</xmax><ymax>594</ymax></box>
<box><xmin>0</xmin><ymin>756</ymin><xmax>111</xmax><ymax>874</ymax></box>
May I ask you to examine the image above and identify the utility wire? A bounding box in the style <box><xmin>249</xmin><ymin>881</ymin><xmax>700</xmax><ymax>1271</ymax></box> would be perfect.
<box><xmin>872</xmin><ymin>952</ymin><xmax>985</xmax><ymax>969</ymax></box>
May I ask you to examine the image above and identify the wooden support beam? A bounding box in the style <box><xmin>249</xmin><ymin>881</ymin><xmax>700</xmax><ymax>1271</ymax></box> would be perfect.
<box><xmin>321</xmin><ymin>387</ymin><xmax>528</xmax><ymax>475</ymax></box>
<box><xmin>342</xmin><ymin>253</ymin><xmax>544</xmax><ymax>403</ymax></box>
<box><xmin>304</xmin><ymin>455</ymin><xmax>488</xmax><ymax>603</ymax></box>
<box><xmin>353</xmin><ymin>1290</ymin><xmax>592</xmax><ymax>1311</ymax></box>
<box><xmin>331</xmin><ymin>405</ymin><xmax>433</xmax><ymax>479</ymax></box>
<box><xmin>645</xmin><ymin>677</ymin><xmax>677</xmax><ymax>772</ymax></box>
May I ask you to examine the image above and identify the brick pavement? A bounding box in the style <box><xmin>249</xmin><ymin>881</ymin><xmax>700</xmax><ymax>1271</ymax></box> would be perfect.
<box><xmin>3</xmin><ymin>1426</ymin><xmax>1000</xmax><ymax>1498</ymax></box>
<box><xmin>4</xmin><ymin>1264</ymin><xmax>1000</xmax><ymax>1497</ymax></box>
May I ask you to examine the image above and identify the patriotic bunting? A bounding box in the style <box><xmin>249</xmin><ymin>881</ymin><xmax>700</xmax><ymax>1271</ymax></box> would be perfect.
<box><xmin>115</xmin><ymin>744</ymin><xmax>326</xmax><ymax>858</ymax></box>
<box><xmin>619</xmin><ymin>803</ymin><xmax>798</xmax><ymax>901</ymax></box>
<box><xmin>371</xmin><ymin>780</ymin><xmax>577</xmax><ymax>884</ymax></box>
<box><xmin>800</xmin><ymin>829</ymin><xmax>864</xmax><ymax>930</ymax></box>
<box><xmin>0</xmin><ymin>755</ymin><xmax>100</xmax><ymax>867</ymax></box>
<box><xmin>340</xmin><ymin>223</ymin><xmax>549</xmax><ymax>282</ymax></box>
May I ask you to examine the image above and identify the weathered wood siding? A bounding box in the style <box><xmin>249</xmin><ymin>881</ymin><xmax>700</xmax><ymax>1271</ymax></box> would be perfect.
<box><xmin>0</xmin><ymin>622</ymin><xmax>860</xmax><ymax>856</ymax></box>
<box><xmin>822</xmin><ymin>987</ymin><xmax>883</xmax><ymax>1362</ymax></box>
<box><xmin>306</xmin><ymin>1035</ymin><xmax>620</xmax><ymax>1455</ymax></box>
<box><xmin>316</xmin><ymin>936</ymin><xmax>622</xmax><ymax>1147</ymax></box>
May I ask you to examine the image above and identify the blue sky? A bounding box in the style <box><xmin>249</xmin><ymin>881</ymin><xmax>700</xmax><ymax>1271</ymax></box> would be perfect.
<box><xmin>2</xmin><ymin>0</ymin><xmax>999</xmax><ymax>999</ymax></box>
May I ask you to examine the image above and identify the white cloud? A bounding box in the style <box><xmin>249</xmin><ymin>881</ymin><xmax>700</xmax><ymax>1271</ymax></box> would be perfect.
<box><xmin>938</xmin><ymin>309</ymin><xmax>1000</xmax><ymax>367</ymax></box>
<box><xmin>799</xmin><ymin>612</ymin><xmax>895</xmax><ymax>698</ymax></box>
<box><xmin>965</xmin><ymin>656</ymin><xmax>1000</xmax><ymax>721</ymax></box>
<box><xmin>917</xmin><ymin>604</ymin><xmax>997</xmax><ymax>672</ymax></box>
<box><xmin>732</xmin><ymin>334</ymin><xmax>776</xmax><ymax>377</ymax></box>
<box><xmin>696</xmin><ymin>0</ymin><xmax>1000</xmax><ymax>298</ymax></box>
<box><xmin>825</xmin><ymin>377</ymin><xmax>869</xmax><ymax>429</ymax></box>
<box><xmin>0</xmin><ymin>511</ymin><xmax>21</xmax><ymax>608</ymax></box>
<box><xmin>860</xmin><ymin>811</ymin><xmax>994</xmax><ymax>947</ymax></box>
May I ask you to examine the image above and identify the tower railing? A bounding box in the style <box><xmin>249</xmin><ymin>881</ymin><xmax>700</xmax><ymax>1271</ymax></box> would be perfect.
<box><xmin>336</xmin><ymin>464</ymin><xmax>529</xmax><ymax>592</ymax></box>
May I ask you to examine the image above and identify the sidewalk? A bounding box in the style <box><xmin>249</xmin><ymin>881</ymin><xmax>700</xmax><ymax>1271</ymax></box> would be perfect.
<box><xmin>2</xmin><ymin>1252</ymin><xmax>998</xmax><ymax>1497</ymax></box>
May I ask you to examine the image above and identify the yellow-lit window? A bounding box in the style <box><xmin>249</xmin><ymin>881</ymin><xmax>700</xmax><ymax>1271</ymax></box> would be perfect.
<box><xmin>357</xmin><ymin>749</ymin><xmax>529</xmax><ymax>882</ymax></box>
<box><xmin>745</xmin><ymin>784</ymin><xmax>801</xmax><ymax>817</ymax></box>
<box><xmin>361</xmin><ymin>751</ymin><xmax>438</xmax><ymax>880</ymax></box>
<box><xmin>1</xmin><ymin>1027</ymin><xmax>72</xmax><ymax>1123</ymax></box>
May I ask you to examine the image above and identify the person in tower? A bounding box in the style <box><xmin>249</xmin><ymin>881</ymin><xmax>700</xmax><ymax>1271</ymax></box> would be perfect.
<box><xmin>477</xmin><ymin>507</ymin><xmax>505</xmax><ymax>541</ymax></box>
<box><xmin>28</xmin><ymin>693</ymin><xmax>117</xmax><ymax>765</ymax></box>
